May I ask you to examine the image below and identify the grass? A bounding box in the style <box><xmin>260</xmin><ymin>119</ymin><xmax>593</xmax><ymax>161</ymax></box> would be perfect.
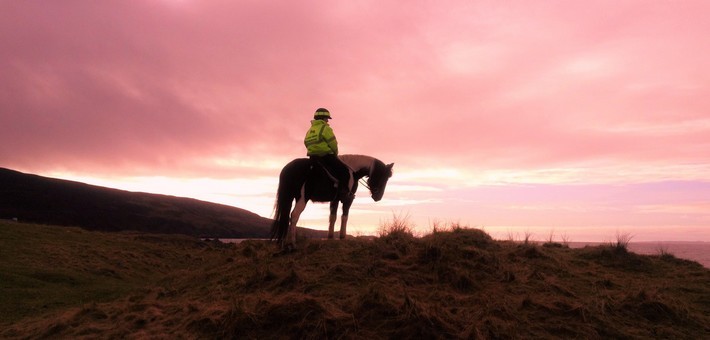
<box><xmin>2</xmin><ymin>220</ymin><xmax>710</xmax><ymax>338</ymax></box>
<box><xmin>0</xmin><ymin>221</ymin><xmax>215</xmax><ymax>325</ymax></box>
<box><xmin>656</xmin><ymin>243</ymin><xmax>677</xmax><ymax>261</ymax></box>
<box><xmin>608</xmin><ymin>231</ymin><xmax>634</xmax><ymax>254</ymax></box>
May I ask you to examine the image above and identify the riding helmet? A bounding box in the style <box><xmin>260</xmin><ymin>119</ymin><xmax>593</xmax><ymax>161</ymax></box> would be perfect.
<box><xmin>314</xmin><ymin>108</ymin><xmax>331</xmax><ymax>119</ymax></box>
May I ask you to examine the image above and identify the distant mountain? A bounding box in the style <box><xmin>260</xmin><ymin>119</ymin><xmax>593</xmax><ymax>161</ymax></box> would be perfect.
<box><xmin>0</xmin><ymin>167</ymin><xmax>324</xmax><ymax>238</ymax></box>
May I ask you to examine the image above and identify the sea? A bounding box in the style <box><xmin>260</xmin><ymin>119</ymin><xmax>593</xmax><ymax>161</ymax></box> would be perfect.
<box><xmin>569</xmin><ymin>242</ymin><xmax>710</xmax><ymax>269</ymax></box>
<box><xmin>218</xmin><ymin>239</ymin><xmax>710</xmax><ymax>269</ymax></box>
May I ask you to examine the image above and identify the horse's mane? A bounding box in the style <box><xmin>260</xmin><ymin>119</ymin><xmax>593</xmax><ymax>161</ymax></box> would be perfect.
<box><xmin>339</xmin><ymin>154</ymin><xmax>375</xmax><ymax>174</ymax></box>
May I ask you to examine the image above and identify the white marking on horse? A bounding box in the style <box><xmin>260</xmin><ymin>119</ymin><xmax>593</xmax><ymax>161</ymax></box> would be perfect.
<box><xmin>340</xmin><ymin>155</ymin><xmax>375</xmax><ymax>190</ymax></box>
<box><xmin>339</xmin><ymin>215</ymin><xmax>349</xmax><ymax>239</ymax></box>
<box><xmin>288</xmin><ymin>184</ymin><xmax>307</xmax><ymax>247</ymax></box>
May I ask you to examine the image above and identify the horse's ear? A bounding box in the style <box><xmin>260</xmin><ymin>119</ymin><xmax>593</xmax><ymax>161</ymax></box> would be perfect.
<box><xmin>387</xmin><ymin>163</ymin><xmax>394</xmax><ymax>176</ymax></box>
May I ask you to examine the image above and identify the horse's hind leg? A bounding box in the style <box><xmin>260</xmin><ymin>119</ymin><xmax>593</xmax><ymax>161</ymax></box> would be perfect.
<box><xmin>328</xmin><ymin>200</ymin><xmax>339</xmax><ymax>239</ymax></box>
<box><xmin>288</xmin><ymin>196</ymin><xmax>307</xmax><ymax>249</ymax></box>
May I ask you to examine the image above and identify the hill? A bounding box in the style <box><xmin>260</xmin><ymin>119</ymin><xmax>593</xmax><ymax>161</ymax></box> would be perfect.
<box><xmin>0</xmin><ymin>167</ymin><xmax>325</xmax><ymax>238</ymax></box>
<box><xmin>2</xmin><ymin>221</ymin><xmax>708</xmax><ymax>338</ymax></box>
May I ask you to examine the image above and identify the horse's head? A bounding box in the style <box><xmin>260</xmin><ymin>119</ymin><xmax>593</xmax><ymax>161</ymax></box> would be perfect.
<box><xmin>367</xmin><ymin>160</ymin><xmax>394</xmax><ymax>202</ymax></box>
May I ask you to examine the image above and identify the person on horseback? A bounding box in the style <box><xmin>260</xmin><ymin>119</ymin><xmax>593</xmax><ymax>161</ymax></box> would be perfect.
<box><xmin>304</xmin><ymin>108</ymin><xmax>353</xmax><ymax>200</ymax></box>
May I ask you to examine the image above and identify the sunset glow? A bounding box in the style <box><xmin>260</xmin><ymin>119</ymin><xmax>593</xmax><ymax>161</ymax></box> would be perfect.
<box><xmin>2</xmin><ymin>1</ymin><xmax>709</xmax><ymax>241</ymax></box>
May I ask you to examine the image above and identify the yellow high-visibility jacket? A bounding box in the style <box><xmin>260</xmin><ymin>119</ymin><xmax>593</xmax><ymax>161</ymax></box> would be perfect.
<box><xmin>304</xmin><ymin>119</ymin><xmax>338</xmax><ymax>156</ymax></box>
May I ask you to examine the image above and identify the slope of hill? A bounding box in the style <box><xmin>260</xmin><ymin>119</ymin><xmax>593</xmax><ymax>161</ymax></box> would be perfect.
<box><xmin>0</xmin><ymin>167</ymin><xmax>277</xmax><ymax>238</ymax></box>
<box><xmin>2</xmin><ymin>221</ymin><xmax>709</xmax><ymax>338</ymax></box>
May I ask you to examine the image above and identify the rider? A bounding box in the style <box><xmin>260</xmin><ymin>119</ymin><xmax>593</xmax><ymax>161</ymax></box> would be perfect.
<box><xmin>304</xmin><ymin>108</ymin><xmax>353</xmax><ymax>200</ymax></box>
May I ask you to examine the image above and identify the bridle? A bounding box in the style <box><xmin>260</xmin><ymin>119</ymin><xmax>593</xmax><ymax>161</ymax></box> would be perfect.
<box><xmin>343</xmin><ymin>162</ymin><xmax>375</xmax><ymax>193</ymax></box>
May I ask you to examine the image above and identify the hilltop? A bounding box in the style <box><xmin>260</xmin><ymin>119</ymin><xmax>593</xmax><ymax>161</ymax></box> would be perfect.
<box><xmin>2</xmin><ymin>221</ymin><xmax>708</xmax><ymax>339</ymax></box>
<box><xmin>0</xmin><ymin>167</ymin><xmax>326</xmax><ymax>238</ymax></box>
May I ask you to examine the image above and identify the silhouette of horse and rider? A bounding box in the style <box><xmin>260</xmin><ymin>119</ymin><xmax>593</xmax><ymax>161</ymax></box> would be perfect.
<box><xmin>272</xmin><ymin>108</ymin><xmax>393</xmax><ymax>249</ymax></box>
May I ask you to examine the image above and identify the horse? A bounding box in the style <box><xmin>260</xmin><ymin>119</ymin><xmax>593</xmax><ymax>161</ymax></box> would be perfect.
<box><xmin>271</xmin><ymin>154</ymin><xmax>394</xmax><ymax>249</ymax></box>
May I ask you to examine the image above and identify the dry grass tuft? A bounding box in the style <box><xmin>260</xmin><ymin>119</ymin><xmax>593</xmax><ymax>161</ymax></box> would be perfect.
<box><xmin>610</xmin><ymin>231</ymin><xmax>634</xmax><ymax>253</ymax></box>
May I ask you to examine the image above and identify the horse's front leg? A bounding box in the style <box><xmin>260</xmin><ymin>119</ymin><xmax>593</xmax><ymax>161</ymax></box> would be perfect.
<box><xmin>339</xmin><ymin>198</ymin><xmax>354</xmax><ymax>240</ymax></box>
<box><xmin>328</xmin><ymin>200</ymin><xmax>339</xmax><ymax>239</ymax></box>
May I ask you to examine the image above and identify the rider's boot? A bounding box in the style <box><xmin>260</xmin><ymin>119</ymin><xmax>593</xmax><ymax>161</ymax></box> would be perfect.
<box><xmin>336</xmin><ymin>180</ymin><xmax>354</xmax><ymax>201</ymax></box>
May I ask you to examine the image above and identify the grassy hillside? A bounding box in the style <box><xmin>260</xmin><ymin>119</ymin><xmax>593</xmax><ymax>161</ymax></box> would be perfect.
<box><xmin>0</xmin><ymin>167</ymin><xmax>277</xmax><ymax>238</ymax></box>
<box><xmin>2</xmin><ymin>221</ymin><xmax>709</xmax><ymax>339</ymax></box>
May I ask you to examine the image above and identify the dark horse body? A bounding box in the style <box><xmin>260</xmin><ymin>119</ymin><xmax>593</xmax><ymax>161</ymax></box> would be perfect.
<box><xmin>272</xmin><ymin>154</ymin><xmax>393</xmax><ymax>248</ymax></box>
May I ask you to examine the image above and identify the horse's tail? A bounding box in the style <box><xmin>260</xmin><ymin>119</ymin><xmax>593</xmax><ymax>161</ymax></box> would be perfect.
<box><xmin>271</xmin><ymin>172</ymin><xmax>293</xmax><ymax>243</ymax></box>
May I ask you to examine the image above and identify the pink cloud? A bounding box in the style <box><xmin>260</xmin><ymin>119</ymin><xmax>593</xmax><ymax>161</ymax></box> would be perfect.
<box><xmin>3</xmin><ymin>1</ymin><xmax>709</xmax><ymax>176</ymax></box>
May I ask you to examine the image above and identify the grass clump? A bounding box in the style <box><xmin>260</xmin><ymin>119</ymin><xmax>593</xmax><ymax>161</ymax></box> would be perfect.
<box><xmin>376</xmin><ymin>213</ymin><xmax>416</xmax><ymax>258</ymax></box>
<box><xmin>377</xmin><ymin>213</ymin><xmax>415</xmax><ymax>239</ymax></box>
<box><xmin>655</xmin><ymin>243</ymin><xmax>679</xmax><ymax>262</ymax></box>
<box><xmin>542</xmin><ymin>230</ymin><xmax>569</xmax><ymax>248</ymax></box>
<box><xmin>610</xmin><ymin>231</ymin><xmax>634</xmax><ymax>253</ymax></box>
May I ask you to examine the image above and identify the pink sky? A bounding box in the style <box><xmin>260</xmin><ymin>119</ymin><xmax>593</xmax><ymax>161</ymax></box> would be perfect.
<box><xmin>2</xmin><ymin>1</ymin><xmax>709</xmax><ymax>241</ymax></box>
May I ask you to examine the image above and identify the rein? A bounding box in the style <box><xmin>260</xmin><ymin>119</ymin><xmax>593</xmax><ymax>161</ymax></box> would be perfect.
<box><xmin>342</xmin><ymin>160</ymin><xmax>372</xmax><ymax>192</ymax></box>
<box><xmin>358</xmin><ymin>177</ymin><xmax>371</xmax><ymax>191</ymax></box>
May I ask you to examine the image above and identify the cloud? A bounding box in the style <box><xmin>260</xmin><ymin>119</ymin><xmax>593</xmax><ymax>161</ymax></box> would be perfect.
<box><xmin>1</xmin><ymin>0</ymin><xmax>709</xmax><ymax>185</ymax></box>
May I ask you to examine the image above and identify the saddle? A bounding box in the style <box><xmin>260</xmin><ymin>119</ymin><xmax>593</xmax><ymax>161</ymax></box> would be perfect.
<box><xmin>309</xmin><ymin>158</ymin><xmax>340</xmax><ymax>187</ymax></box>
<box><xmin>308</xmin><ymin>158</ymin><xmax>354</xmax><ymax>201</ymax></box>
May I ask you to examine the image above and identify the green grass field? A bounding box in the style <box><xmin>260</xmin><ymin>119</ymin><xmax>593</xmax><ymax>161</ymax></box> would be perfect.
<box><xmin>2</xmin><ymin>220</ymin><xmax>709</xmax><ymax>338</ymax></box>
